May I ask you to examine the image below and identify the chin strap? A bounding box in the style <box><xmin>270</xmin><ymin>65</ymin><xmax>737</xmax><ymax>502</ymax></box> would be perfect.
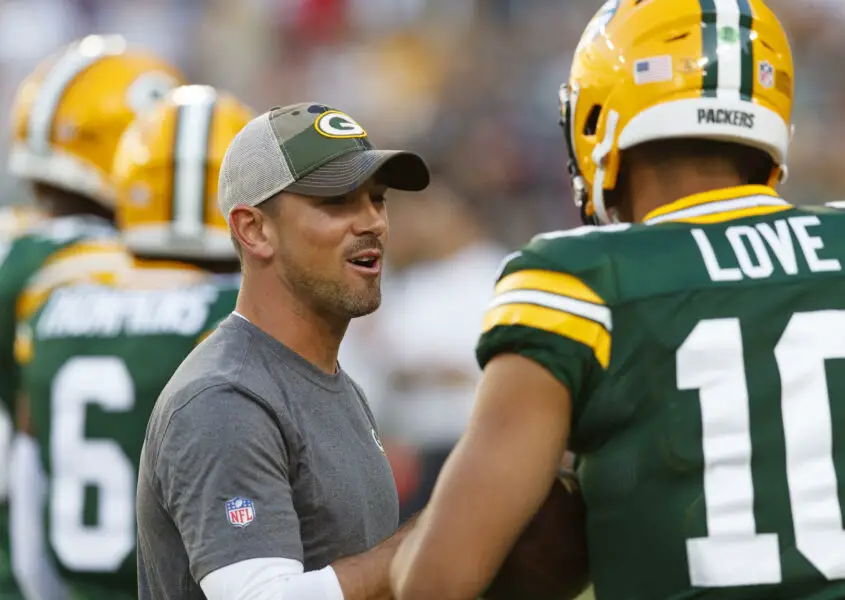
<box><xmin>590</xmin><ymin>109</ymin><xmax>620</xmax><ymax>225</ymax></box>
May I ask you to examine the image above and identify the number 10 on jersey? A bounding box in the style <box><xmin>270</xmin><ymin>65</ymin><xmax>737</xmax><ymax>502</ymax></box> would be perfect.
<box><xmin>678</xmin><ymin>311</ymin><xmax>845</xmax><ymax>587</ymax></box>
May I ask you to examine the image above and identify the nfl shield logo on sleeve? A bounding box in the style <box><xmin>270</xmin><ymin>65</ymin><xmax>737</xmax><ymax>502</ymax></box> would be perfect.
<box><xmin>225</xmin><ymin>497</ymin><xmax>256</xmax><ymax>528</ymax></box>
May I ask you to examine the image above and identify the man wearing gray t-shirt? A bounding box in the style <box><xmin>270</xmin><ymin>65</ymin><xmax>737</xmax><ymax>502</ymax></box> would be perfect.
<box><xmin>136</xmin><ymin>103</ymin><xmax>430</xmax><ymax>600</ymax></box>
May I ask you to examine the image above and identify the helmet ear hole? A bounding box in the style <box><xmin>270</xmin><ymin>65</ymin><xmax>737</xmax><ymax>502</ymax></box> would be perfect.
<box><xmin>583</xmin><ymin>105</ymin><xmax>602</xmax><ymax>136</ymax></box>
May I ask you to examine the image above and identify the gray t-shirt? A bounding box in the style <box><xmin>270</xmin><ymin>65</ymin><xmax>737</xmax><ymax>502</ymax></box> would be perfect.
<box><xmin>136</xmin><ymin>314</ymin><xmax>399</xmax><ymax>599</ymax></box>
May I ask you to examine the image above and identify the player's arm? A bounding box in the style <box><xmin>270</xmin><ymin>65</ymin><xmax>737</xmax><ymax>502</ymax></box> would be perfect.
<box><xmin>390</xmin><ymin>354</ymin><xmax>571</xmax><ymax>600</ymax></box>
<box><xmin>391</xmin><ymin>249</ymin><xmax>610</xmax><ymax>600</ymax></box>
<box><xmin>155</xmin><ymin>385</ymin><xmax>415</xmax><ymax>600</ymax></box>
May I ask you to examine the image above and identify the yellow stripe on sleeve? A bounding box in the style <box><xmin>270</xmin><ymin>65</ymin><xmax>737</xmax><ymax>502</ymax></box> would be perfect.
<box><xmin>42</xmin><ymin>239</ymin><xmax>125</xmax><ymax>266</ymax></box>
<box><xmin>17</xmin><ymin>268</ymin><xmax>120</xmax><ymax>322</ymax></box>
<box><xmin>16</xmin><ymin>246</ymin><xmax>132</xmax><ymax>320</ymax></box>
<box><xmin>495</xmin><ymin>269</ymin><xmax>605</xmax><ymax>306</ymax></box>
<box><xmin>482</xmin><ymin>303</ymin><xmax>611</xmax><ymax>368</ymax></box>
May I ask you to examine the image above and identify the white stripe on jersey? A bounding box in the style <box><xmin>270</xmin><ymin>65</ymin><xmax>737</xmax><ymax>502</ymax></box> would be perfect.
<box><xmin>489</xmin><ymin>288</ymin><xmax>612</xmax><ymax>330</ymax></box>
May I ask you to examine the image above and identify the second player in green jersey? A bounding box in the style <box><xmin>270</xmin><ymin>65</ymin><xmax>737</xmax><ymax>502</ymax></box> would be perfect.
<box><xmin>12</xmin><ymin>85</ymin><xmax>253</xmax><ymax>598</ymax></box>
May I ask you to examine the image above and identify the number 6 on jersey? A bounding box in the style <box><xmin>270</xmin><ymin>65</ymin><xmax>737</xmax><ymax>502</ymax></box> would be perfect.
<box><xmin>51</xmin><ymin>356</ymin><xmax>135</xmax><ymax>572</ymax></box>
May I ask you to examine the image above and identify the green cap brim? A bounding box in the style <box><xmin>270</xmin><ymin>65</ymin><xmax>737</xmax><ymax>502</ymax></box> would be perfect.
<box><xmin>283</xmin><ymin>150</ymin><xmax>430</xmax><ymax>197</ymax></box>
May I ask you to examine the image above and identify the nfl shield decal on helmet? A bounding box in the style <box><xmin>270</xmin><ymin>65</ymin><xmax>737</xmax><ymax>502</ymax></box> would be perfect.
<box><xmin>758</xmin><ymin>61</ymin><xmax>775</xmax><ymax>89</ymax></box>
<box><xmin>225</xmin><ymin>497</ymin><xmax>256</xmax><ymax>528</ymax></box>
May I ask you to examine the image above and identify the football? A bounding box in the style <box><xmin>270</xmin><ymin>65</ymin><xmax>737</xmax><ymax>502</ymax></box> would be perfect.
<box><xmin>483</xmin><ymin>471</ymin><xmax>590</xmax><ymax>600</ymax></box>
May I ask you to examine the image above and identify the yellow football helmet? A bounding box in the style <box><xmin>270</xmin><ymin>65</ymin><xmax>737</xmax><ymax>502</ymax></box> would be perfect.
<box><xmin>9</xmin><ymin>35</ymin><xmax>185</xmax><ymax>209</ymax></box>
<box><xmin>112</xmin><ymin>85</ymin><xmax>255</xmax><ymax>260</ymax></box>
<box><xmin>560</xmin><ymin>0</ymin><xmax>794</xmax><ymax>225</ymax></box>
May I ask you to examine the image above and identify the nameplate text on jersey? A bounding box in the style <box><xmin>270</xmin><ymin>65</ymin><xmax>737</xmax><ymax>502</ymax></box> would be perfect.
<box><xmin>36</xmin><ymin>286</ymin><xmax>218</xmax><ymax>339</ymax></box>
<box><xmin>691</xmin><ymin>215</ymin><xmax>842</xmax><ymax>282</ymax></box>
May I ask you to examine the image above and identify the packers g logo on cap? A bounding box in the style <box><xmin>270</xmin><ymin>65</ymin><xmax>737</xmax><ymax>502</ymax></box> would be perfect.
<box><xmin>314</xmin><ymin>110</ymin><xmax>367</xmax><ymax>139</ymax></box>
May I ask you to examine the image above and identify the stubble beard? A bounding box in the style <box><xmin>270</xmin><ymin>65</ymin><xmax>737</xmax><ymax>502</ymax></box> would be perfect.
<box><xmin>284</xmin><ymin>259</ymin><xmax>382</xmax><ymax>319</ymax></box>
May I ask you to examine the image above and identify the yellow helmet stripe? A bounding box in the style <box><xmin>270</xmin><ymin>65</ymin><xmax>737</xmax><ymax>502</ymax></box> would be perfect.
<box><xmin>699</xmin><ymin>0</ymin><xmax>754</xmax><ymax>101</ymax></box>
<box><xmin>171</xmin><ymin>88</ymin><xmax>216</xmax><ymax>235</ymax></box>
<box><xmin>27</xmin><ymin>36</ymin><xmax>125</xmax><ymax>155</ymax></box>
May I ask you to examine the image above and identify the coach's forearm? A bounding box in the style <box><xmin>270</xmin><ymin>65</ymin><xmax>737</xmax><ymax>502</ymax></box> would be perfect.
<box><xmin>333</xmin><ymin>515</ymin><xmax>418</xmax><ymax>600</ymax></box>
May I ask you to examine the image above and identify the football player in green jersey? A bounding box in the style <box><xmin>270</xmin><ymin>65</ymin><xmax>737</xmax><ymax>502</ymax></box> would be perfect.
<box><xmin>392</xmin><ymin>2</ymin><xmax>845</xmax><ymax>600</ymax></box>
<box><xmin>13</xmin><ymin>85</ymin><xmax>253</xmax><ymax>600</ymax></box>
<box><xmin>0</xmin><ymin>36</ymin><xmax>185</xmax><ymax>599</ymax></box>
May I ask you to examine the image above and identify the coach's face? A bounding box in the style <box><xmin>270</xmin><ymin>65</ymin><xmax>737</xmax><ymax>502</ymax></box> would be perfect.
<box><xmin>273</xmin><ymin>176</ymin><xmax>388</xmax><ymax>318</ymax></box>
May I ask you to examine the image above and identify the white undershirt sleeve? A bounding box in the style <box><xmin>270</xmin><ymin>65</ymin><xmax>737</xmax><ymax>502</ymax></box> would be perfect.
<box><xmin>200</xmin><ymin>557</ymin><xmax>345</xmax><ymax>600</ymax></box>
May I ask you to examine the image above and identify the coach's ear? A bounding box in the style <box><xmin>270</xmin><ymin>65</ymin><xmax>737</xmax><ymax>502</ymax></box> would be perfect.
<box><xmin>229</xmin><ymin>203</ymin><xmax>275</xmax><ymax>263</ymax></box>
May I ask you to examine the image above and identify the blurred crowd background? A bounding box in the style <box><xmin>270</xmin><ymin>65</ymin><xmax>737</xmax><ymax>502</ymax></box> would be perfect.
<box><xmin>2</xmin><ymin>0</ymin><xmax>845</xmax><ymax>518</ymax></box>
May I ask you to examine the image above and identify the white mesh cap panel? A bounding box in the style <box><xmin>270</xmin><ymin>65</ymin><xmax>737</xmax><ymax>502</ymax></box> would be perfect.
<box><xmin>217</xmin><ymin>113</ymin><xmax>293</xmax><ymax>224</ymax></box>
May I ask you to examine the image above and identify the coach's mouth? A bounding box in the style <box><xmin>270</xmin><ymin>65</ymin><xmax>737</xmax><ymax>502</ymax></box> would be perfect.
<box><xmin>347</xmin><ymin>249</ymin><xmax>382</xmax><ymax>276</ymax></box>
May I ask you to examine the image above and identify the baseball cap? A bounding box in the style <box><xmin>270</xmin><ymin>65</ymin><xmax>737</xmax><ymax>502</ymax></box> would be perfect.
<box><xmin>218</xmin><ymin>102</ymin><xmax>430</xmax><ymax>224</ymax></box>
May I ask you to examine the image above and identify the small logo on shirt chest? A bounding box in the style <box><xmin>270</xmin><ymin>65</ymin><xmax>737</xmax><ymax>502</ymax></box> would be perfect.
<box><xmin>225</xmin><ymin>497</ymin><xmax>256</xmax><ymax>528</ymax></box>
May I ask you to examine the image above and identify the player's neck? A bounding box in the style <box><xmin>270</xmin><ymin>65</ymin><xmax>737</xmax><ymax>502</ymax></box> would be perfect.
<box><xmin>628</xmin><ymin>169</ymin><xmax>745</xmax><ymax>223</ymax></box>
<box><xmin>235</xmin><ymin>269</ymin><xmax>345</xmax><ymax>375</ymax></box>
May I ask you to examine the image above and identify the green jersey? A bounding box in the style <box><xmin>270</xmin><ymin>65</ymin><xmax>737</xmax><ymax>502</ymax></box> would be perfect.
<box><xmin>0</xmin><ymin>216</ymin><xmax>128</xmax><ymax>599</ymax></box>
<box><xmin>0</xmin><ymin>215</ymin><xmax>120</xmax><ymax>416</ymax></box>
<box><xmin>18</xmin><ymin>270</ymin><xmax>240</xmax><ymax>599</ymax></box>
<box><xmin>477</xmin><ymin>185</ymin><xmax>845</xmax><ymax>600</ymax></box>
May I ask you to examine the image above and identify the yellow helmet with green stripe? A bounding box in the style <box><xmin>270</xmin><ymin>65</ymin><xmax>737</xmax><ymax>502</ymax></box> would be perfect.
<box><xmin>559</xmin><ymin>0</ymin><xmax>794</xmax><ymax>225</ymax></box>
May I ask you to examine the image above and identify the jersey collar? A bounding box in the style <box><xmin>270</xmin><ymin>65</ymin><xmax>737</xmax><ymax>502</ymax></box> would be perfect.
<box><xmin>642</xmin><ymin>185</ymin><xmax>790</xmax><ymax>225</ymax></box>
